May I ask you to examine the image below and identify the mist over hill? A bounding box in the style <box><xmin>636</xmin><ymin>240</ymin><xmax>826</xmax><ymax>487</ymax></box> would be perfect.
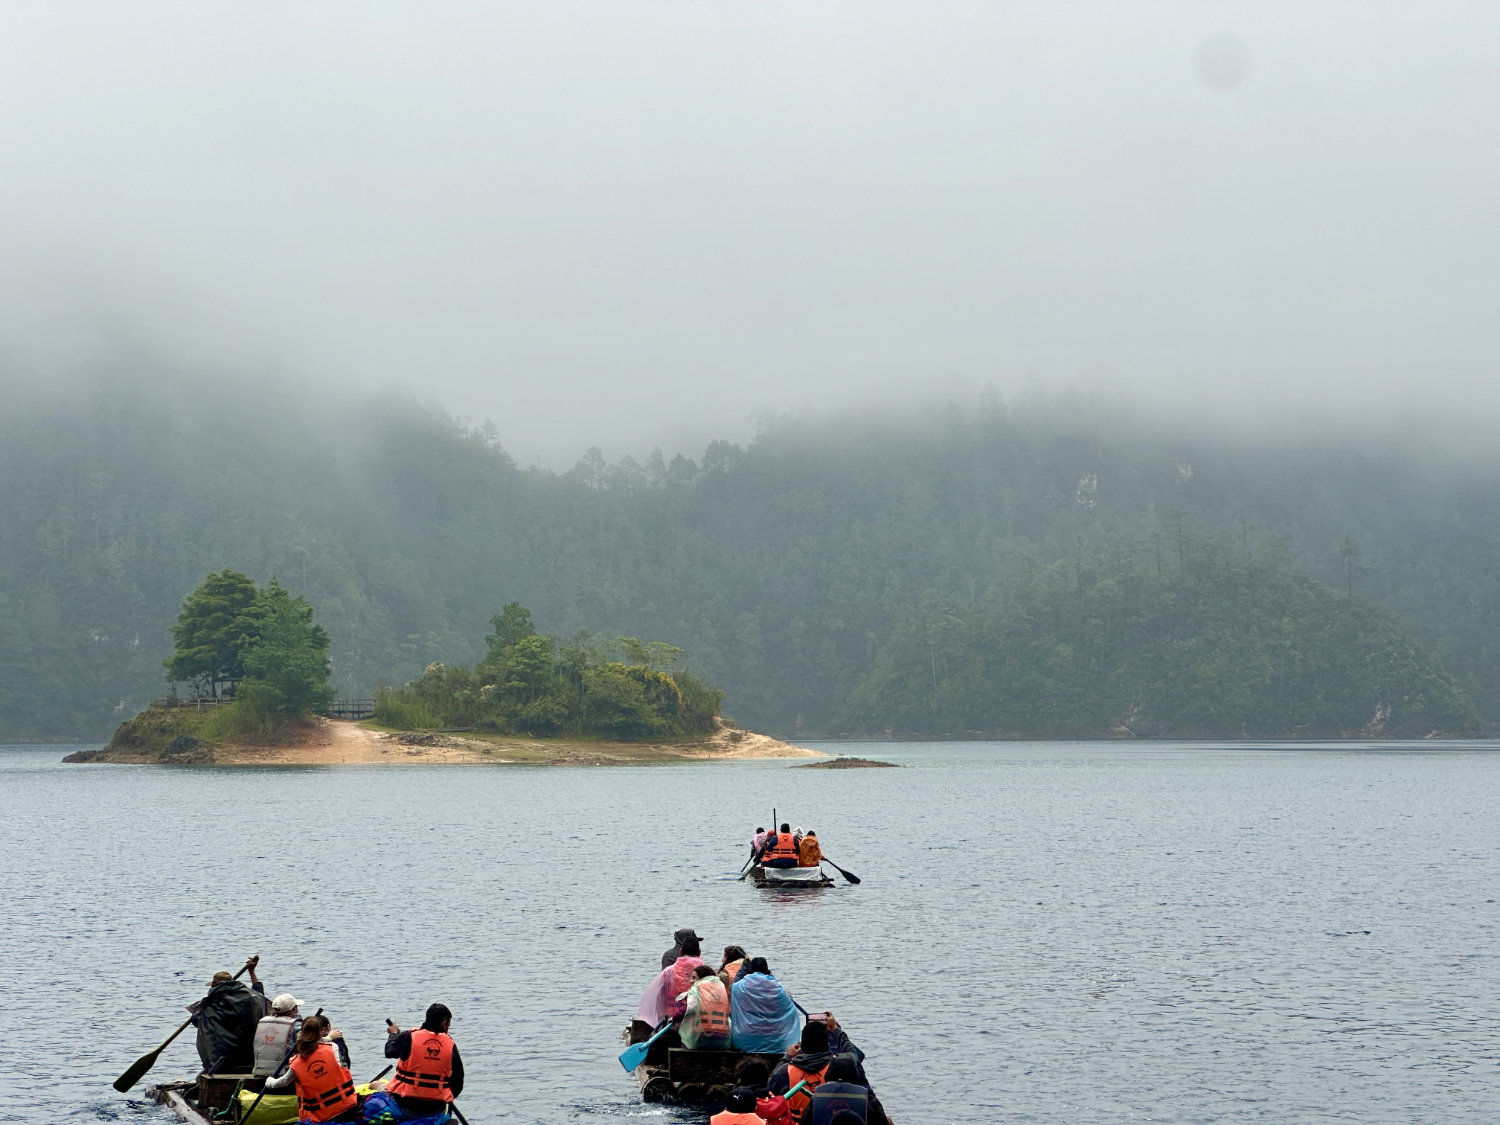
<box><xmin>1</xmin><ymin>379</ymin><xmax>1493</xmax><ymax>740</ymax></box>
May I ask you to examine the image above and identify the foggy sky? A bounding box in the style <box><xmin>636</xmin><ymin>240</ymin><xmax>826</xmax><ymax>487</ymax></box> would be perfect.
<box><xmin>1</xmin><ymin>3</ymin><xmax>1496</xmax><ymax>466</ymax></box>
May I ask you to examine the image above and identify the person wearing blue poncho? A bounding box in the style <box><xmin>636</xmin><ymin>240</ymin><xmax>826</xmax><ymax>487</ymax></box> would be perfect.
<box><xmin>729</xmin><ymin>957</ymin><xmax>800</xmax><ymax>1054</ymax></box>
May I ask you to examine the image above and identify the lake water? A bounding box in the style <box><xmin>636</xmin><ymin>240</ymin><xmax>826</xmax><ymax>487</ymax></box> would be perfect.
<box><xmin>7</xmin><ymin>740</ymin><xmax>1500</xmax><ymax>1124</ymax></box>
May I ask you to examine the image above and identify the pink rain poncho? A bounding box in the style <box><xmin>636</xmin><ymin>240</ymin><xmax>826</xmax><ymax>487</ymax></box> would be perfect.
<box><xmin>664</xmin><ymin>956</ymin><xmax>705</xmax><ymax>1018</ymax></box>
<box><xmin>637</xmin><ymin>965</ymin><xmax>673</xmax><ymax>1027</ymax></box>
<box><xmin>729</xmin><ymin>973</ymin><xmax>800</xmax><ymax>1054</ymax></box>
<box><xmin>636</xmin><ymin>955</ymin><xmax>707</xmax><ymax>1025</ymax></box>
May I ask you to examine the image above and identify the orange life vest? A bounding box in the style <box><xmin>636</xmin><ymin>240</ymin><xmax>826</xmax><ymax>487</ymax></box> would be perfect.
<box><xmin>693</xmin><ymin>977</ymin><xmax>731</xmax><ymax>1040</ymax></box>
<box><xmin>287</xmin><ymin>1043</ymin><xmax>356</xmax><ymax>1124</ymax></box>
<box><xmin>798</xmin><ymin>837</ymin><xmax>822</xmax><ymax>867</ymax></box>
<box><xmin>709</xmin><ymin>1114</ymin><xmax>765</xmax><ymax>1125</ymax></box>
<box><xmin>765</xmin><ymin>832</ymin><xmax>799</xmax><ymax>861</ymax></box>
<box><xmin>386</xmin><ymin>1029</ymin><xmax>455</xmax><ymax>1103</ymax></box>
<box><xmin>719</xmin><ymin>959</ymin><xmax>744</xmax><ymax>987</ymax></box>
<box><xmin>786</xmin><ymin>1061</ymin><xmax>831</xmax><ymax>1122</ymax></box>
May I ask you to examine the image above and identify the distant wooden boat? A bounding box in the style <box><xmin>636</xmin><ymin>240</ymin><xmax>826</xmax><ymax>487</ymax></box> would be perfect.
<box><xmin>750</xmin><ymin>863</ymin><xmax>833</xmax><ymax>887</ymax></box>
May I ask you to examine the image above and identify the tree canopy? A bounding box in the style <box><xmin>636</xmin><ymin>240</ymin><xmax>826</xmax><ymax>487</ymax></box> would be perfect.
<box><xmin>377</xmin><ymin>609</ymin><xmax>722</xmax><ymax>740</ymax></box>
<box><xmin>163</xmin><ymin>569</ymin><xmax>259</xmax><ymax>697</ymax></box>
<box><xmin>164</xmin><ymin>571</ymin><xmax>332</xmax><ymax>721</ymax></box>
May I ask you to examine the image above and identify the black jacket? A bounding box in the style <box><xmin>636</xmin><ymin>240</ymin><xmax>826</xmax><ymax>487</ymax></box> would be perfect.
<box><xmin>661</xmin><ymin>928</ymin><xmax>699</xmax><ymax>969</ymax></box>
<box><xmin>191</xmin><ymin>981</ymin><xmax>268</xmax><ymax>1072</ymax></box>
<box><xmin>770</xmin><ymin>1039</ymin><xmax>889</xmax><ymax>1125</ymax></box>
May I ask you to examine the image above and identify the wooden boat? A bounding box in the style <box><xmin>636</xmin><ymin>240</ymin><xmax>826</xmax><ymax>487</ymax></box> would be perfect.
<box><xmin>147</xmin><ymin>1074</ymin><xmax>257</xmax><ymax>1124</ymax></box>
<box><xmin>750</xmin><ymin>863</ymin><xmax>832</xmax><ymax>887</ymax></box>
<box><xmin>147</xmin><ymin>1073</ymin><xmax>370</xmax><ymax>1125</ymax></box>
<box><xmin>622</xmin><ymin>1021</ymin><xmax>781</xmax><ymax>1107</ymax></box>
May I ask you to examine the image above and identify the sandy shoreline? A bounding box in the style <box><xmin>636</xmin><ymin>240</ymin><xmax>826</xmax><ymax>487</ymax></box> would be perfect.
<box><xmin>90</xmin><ymin>718</ymin><xmax>826</xmax><ymax>766</ymax></box>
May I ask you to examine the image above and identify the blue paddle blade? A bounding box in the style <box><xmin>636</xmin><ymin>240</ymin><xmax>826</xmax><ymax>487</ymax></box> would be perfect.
<box><xmin>618</xmin><ymin>1039</ymin><xmax>650</xmax><ymax>1072</ymax></box>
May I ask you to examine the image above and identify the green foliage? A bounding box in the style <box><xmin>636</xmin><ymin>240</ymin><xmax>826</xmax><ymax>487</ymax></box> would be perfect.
<box><xmin>843</xmin><ymin>533</ymin><xmax>1476</xmax><ymax>738</ymax></box>
<box><xmin>376</xmin><ymin>606</ymin><xmax>721</xmax><ymax>739</ymax></box>
<box><xmin>164</xmin><ymin>569</ymin><xmax>259</xmax><ymax>696</ymax></box>
<box><xmin>161</xmin><ymin>571</ymin><xmax>332</xmax><ymax>727</ymax></box>
<box><xmin>235</xmin><ymin>580</ymin><xmax>333</xmax><ymax>721</ymax></box>
<box><xmin>373</xmin><ymin>686</ymin><xmax>440</xmax><ymax>730</ymax></box>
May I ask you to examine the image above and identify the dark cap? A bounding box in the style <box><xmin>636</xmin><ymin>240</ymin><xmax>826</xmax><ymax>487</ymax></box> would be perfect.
<box><xmin>727</xmin><ymin>1087</ymin><xmax>758</xmax><ymax>1113</ymax></box>
<box><xmin>673</xmin><ymin>927</ymin><xmax>700</xmax><ymax>943</ymax></box>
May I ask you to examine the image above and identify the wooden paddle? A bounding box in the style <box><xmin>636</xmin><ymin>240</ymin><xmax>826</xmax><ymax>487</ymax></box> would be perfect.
<box><xmin>619</xmin><ymin>1018</ymin><xmax>678</xmax><ymax>1072</ymax></box>
<box><xmin>114</xmin><ymin>957</ymin><xmax>256</xmax><ymax>1092</ymax></box>
<box><xmin>820</xmin><ymin>857</ymin><xmax>861</xmax><ymax>885</ymax></box>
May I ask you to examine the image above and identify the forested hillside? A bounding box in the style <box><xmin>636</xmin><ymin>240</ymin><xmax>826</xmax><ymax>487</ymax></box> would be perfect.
<box><xmin>2</xmin><ymin>380</ymin><xmax>1493</xmax><ymax>739</ymax></box>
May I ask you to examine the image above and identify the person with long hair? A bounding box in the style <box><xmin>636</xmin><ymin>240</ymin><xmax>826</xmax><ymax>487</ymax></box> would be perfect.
<box><xmin>263</xmin><ymin>1015</ymin><xmax>357</xmax><ymax>1123</ymax></box>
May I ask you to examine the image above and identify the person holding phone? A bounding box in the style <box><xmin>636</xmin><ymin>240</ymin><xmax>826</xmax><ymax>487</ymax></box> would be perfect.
<box><xmin>384</xmin><ymin>1003</ymin><xmax>464</xmax><ymax>1117</ymax></box>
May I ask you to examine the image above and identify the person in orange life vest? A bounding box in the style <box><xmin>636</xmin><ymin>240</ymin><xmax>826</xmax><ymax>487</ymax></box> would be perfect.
<box><xmin>680</xmin><ymin>964</ymin><xmax>733</xmax><ymax>1049</ymax></box>
<box><xmin>719</xmin><ymin>945</ymin><xmax>749</xmax><ymax>989</ymax></box>
<box><xmin>263</xmin><ymin>1016</ymin><xmax>357</xmax><ymax>1124</ymax></box>
<box><xmin>385</xmin><ymin>1003</ymin><xmax>464</xmax><ymax>1117</ymax></box>
<box><xmin>769</xmin><ymin>1016</ymin><xmax>879</xmax><ymax>1122</ymax></box>
<box><xmin>797</xmin><ymin>830</ymin><xmax>822</xmax><ymax>868</ymax></box>
<box><xmin>751</xmin><ymin>827</ymin><xmax>768</xmax><ymax>861</ymax></box>
<box><xmin>734</xmin><ymin>1059</ymin><xmax>792</xmax><ymax>1125</ymax></box>
<box><xmin>710</xmin><ymin>1086</ymin><xmax>766</xmax><ymax>1125</ymax></box>
<box><xmin>664</xmin><ymin>935</ymin><xmax>707</xmax><ymax>1019</ymax></box>
<box><xmin>760</xmin><ymin>823</ymin><xmax>801</xmax><ymax>868</ymax></box>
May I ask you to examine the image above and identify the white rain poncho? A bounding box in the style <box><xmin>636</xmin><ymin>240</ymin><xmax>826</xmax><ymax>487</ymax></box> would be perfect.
<box><xmin>729</xmin><ymin>973</ymin><xmax>800</xmax><ymax>1053</ymax></box>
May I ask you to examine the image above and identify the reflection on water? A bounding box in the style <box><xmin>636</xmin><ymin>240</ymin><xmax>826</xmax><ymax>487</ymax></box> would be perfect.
<box><xmin>7</xmin><ymin>740</ymin><xmax>1500</xmax><ymax>1123</ymax></box>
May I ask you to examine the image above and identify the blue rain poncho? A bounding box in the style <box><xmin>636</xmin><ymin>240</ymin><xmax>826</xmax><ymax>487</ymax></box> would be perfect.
<box><xmin>729</xmin><ymin>972</ymin><xmax>800</xmax><ymax>1054</ymax></box>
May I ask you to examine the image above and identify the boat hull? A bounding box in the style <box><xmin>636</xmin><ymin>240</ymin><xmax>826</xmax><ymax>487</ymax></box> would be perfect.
<box><xmin>750</xmin><ymin>864</ymin><xmax>832</xmax><ymax>887</ymax></box>
<box><xmin>623</xmin><ymin>1023</ymin><xmax>782</xmax><ymax>1107</ymax></box>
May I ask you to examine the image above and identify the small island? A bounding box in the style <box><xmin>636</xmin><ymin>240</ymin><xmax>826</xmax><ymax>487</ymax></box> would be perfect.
<box><xmin>795</xmin><ymin>756</ymin><xmax>900</xmax><ymax>769</ymax></box>
<box><xmin>78</xmin><ymin>572</ymin><xmax>820</xmax><ymax>766</ymax></box>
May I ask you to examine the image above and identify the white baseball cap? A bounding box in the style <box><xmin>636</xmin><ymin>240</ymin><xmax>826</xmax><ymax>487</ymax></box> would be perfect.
<box><xmin>271</xmin><ymin>993</ymin><xmax>305</xmax><ymax>1014</ymax></box>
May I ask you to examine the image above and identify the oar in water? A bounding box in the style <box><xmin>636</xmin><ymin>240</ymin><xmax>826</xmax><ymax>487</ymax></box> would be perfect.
<box><xmin>114</xmin><ymin>957</ymin><xmax>257</xmax><ymax>1092</ymax></box>
<box><xmin>737</xmin><ymin>846</ymin><xmax>763</xmax><ymax>881</ymax></box>
<box><xmin>619</xmin><ymin>1019</ymin><xmax>678</xmax><ymax>1072</ymax></box>
<box><xmin>368</xmin><ymin>1064</ymin><xmax>393</xmax><ymax>1084</ymax></box>
<box><xmin>451</xmin><ymin>1102</ymin><xmax>474</xmax><ymax>1125</ymax></box>
<box><xmin>819</xmin><ymin>857</ymin><xmax>861</xmax><ymax>885</ymax></box>
<box><xmin>240</xmin><ymin>1007</ymin><xmax>323</xmax><ymax>1125</ymax></box>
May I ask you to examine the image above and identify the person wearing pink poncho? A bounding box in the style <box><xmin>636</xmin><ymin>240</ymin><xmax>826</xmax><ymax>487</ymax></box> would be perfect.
<box><xmin>638</xmin><ymin>934</ymin><xmax>707</xmax><ymax>1026</ymax></box>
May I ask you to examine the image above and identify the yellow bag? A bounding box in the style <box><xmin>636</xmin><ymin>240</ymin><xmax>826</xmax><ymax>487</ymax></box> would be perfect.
<box><xmin>235</xmin><ymin>1088</ymin><xmax>299</xmax><ymax>1125</ymax></box>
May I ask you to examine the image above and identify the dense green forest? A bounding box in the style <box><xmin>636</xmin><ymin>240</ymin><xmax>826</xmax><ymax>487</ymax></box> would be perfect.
<box><xmin>2</xmin><ymin>378</ymin><xmax>1494</xmax><ymax>740</ymax></box>
<box><xmin>375</xmin><ymin>602</ymin><xmax>723</xmax><ymax>739</ymax></box>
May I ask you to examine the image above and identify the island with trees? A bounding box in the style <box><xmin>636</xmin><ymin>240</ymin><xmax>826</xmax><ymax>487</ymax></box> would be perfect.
<box><xmin>79</xmin><ymin>572</ymin><xmax>814</xmax><ymax>765</ymax></box>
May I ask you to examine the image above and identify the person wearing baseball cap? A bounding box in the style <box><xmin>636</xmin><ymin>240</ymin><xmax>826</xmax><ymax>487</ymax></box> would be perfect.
<box><xmin>190</xmin><ymin>955</ymin><xmax>268</xmax><ymax>1072</ymax></box>
<box><xmin>661</xmin><ymin>927</ymin><xmax>701</xmax><ymax>969</ymax></box>
<box><xmin>252</xmin><ymin>991</ymin><xmax>308</xmax><ymax>1076</ymax></box>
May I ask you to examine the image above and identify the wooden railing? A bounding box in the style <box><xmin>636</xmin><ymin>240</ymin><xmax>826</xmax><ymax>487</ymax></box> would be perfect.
<box><xmin>325</xmin><ymin>699</ymin><xmax>377</xmax><ymax>720</ymax></box>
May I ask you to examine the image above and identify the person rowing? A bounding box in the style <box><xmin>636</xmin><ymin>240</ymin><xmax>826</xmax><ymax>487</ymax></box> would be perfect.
<box><xmin>190</xmin><ymin>955</ymin><xmax>269</xmax><ymax>1072</ymax></box>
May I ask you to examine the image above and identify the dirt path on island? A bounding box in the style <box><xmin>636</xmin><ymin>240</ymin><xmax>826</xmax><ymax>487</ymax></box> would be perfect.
<box><xmin>207</xmin><ymin>718</ymin><xmax>824</xmax><ymax>766</ymax></box>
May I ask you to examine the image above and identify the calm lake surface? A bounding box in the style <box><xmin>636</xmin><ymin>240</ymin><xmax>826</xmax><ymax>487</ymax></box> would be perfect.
<box><xmin>7</xmin><ymin>740</ymin><xmax>1500</xmax><ymax>1124</ymax></box>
